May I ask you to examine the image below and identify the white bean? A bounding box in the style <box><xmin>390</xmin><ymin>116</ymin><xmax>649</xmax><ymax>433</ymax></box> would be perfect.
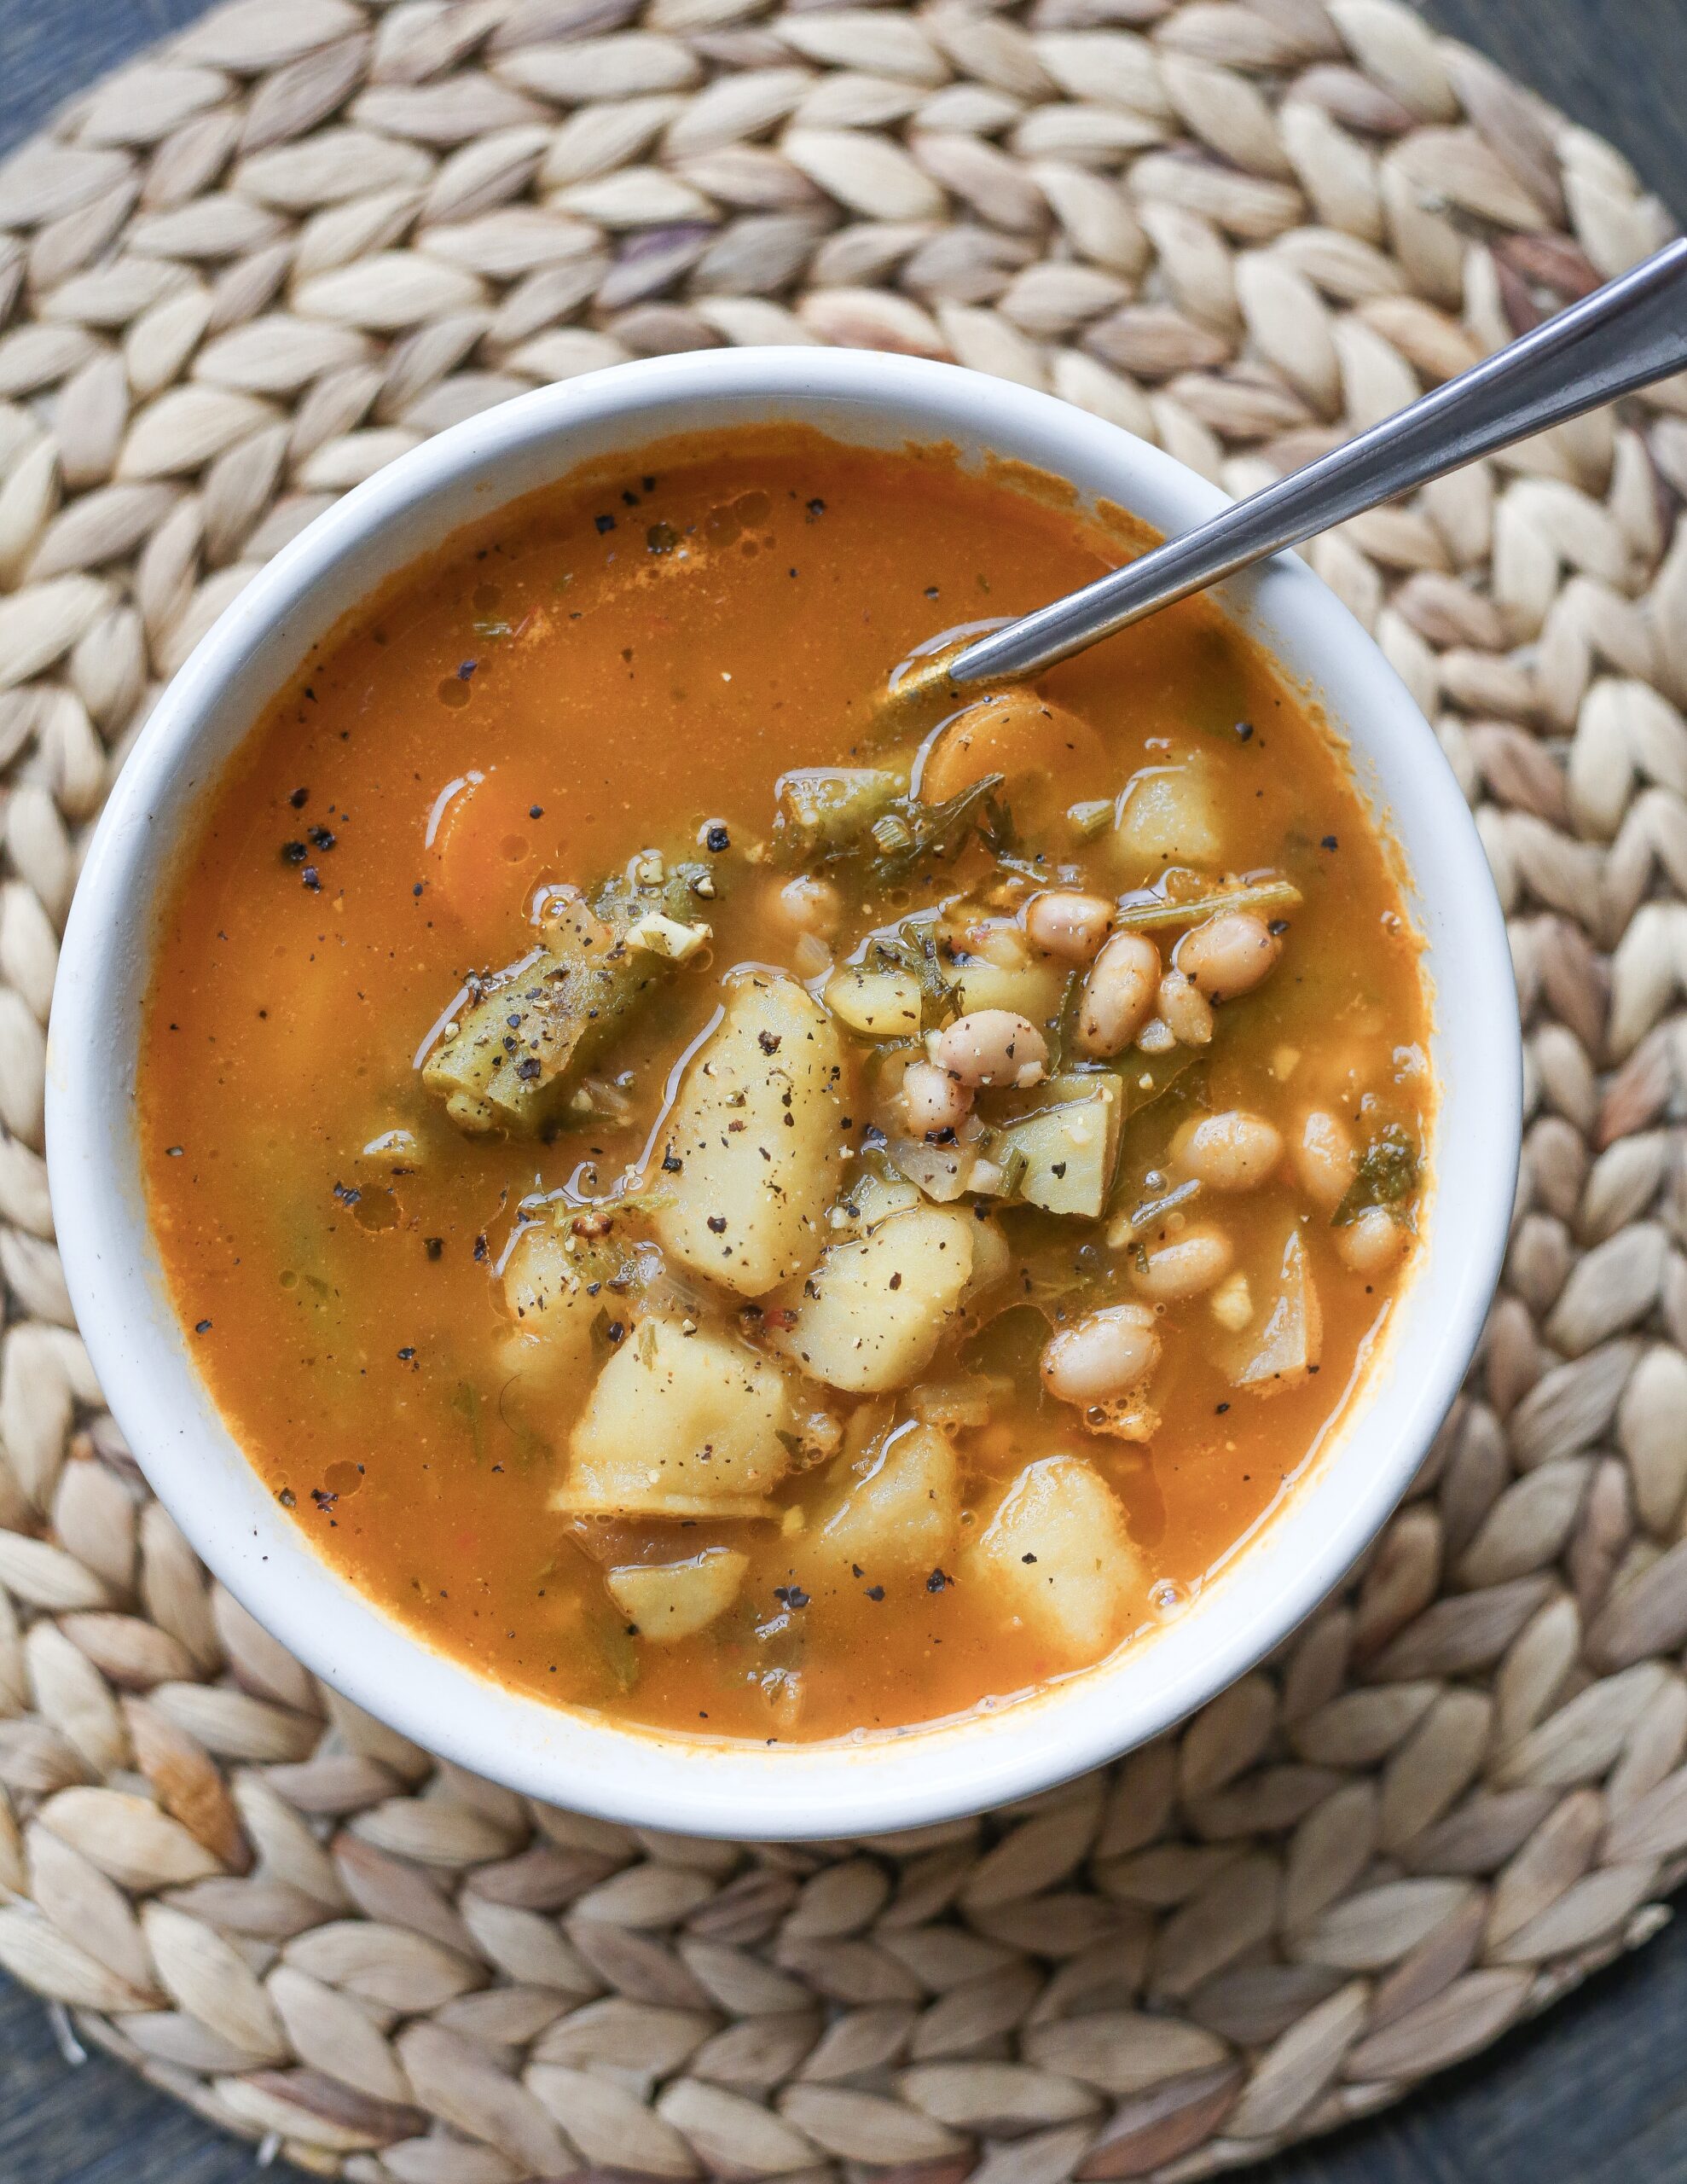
<box><xmin>1175</xmin><ymin>1110</ymin><xmax>1283</xmax><ymax>1192</ymax></box>
<box><xmin>1025</xmin><ymin>889</ymin><xmax>1116</xmax><ymax>964</ymax></box>
<box><xmin>931</xmin><ymin>1008</ymin><xmax>1048</xmax><ymax>1089</ymax></box>
<box><xmin>1157</xmin><ymin>968</ymin><xmax>1214</xmax><ymax>1047</ymax></box>
<box><xmin>902</xmin><ymin>1059</ymin><xmax>973</xmax><ymax>1138</ymax></box>
<box><xmin>1041</xmin><ymin>1304</ymin><xmax>1160</xmax><ymax>1407</ymax></box>
<box><xmin>771</xmin><ymin>874</ymin><xmax>841</xmax><ymax>938</ymax></box>
<box><xmin>1075</xmin><ymin>932</ymin><xmax>1160</xmax><ymax>1057</ymax></box>
<box><xmin>1291</xmin><ymin>1108</ymin><xmax>1355</xmax><ymax>1212</ymax></box>
<box><xmin>1336</xmin><ymin>1206</ymin><xmax>1406</xmax><ymax>1273</ymax></box>
<box><xmin>1177</xmin><ymin>909</ymin><xmax>1283</xmax><ymax>1001</ymax></box>
<box><xmin>1131</xmin><ymin>1223</ymin><xmax>1234</xmax><ymax>1299</ymax></box>
<box><xmin>967</xmin><ymin>919</ymin><xmax>1029</xmax><ymax>971</ymax></box>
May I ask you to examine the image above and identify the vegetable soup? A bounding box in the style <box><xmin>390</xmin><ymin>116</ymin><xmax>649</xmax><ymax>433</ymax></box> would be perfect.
<box><xmin>140</xmin><ymin>427</ymin><xmax>1431</xmax><ymax>1745</ymax></box>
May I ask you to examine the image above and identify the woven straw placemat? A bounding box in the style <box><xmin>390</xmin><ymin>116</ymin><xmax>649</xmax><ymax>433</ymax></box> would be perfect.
<box><xmin>0</xmin><ymin>0</ymin><xmax>1684</xmax><ymax>2175</ymax></box>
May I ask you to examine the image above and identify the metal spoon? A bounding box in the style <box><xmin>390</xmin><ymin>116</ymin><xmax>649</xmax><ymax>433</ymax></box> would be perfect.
<box><xmin>900</xmin><ymin>236</ymin><xmax>1687</xmax><ymax>705</ymax></box>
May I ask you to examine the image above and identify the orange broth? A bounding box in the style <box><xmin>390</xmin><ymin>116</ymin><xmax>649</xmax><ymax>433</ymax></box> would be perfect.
<box><xmin>139</xmin><ymin>427</ymin><xmax>1430</xmax><ymax>1744</ymax></box>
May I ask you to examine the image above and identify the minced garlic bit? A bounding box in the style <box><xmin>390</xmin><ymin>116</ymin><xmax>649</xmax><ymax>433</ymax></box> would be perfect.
<box><xmin>360</xmin><ymin>1126</ymin><xmax>424</xmax><ymax>1170</ymax></box>
<box><xmin>624</xmin><ymin>911</ymin><xmax>712</xmax><ymax>961</ymax></box>
<box><xmin>1210</xmin><ymin>1272</ymin><xmax>1253</xmax><ymax>1331</ymax></box>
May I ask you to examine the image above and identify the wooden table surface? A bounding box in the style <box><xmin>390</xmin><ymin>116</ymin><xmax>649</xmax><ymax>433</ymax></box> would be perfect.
<box><xmin>5</xmin><ymin>1</ymin><xmax>1686</xmax><ymax>2178</ymax></box>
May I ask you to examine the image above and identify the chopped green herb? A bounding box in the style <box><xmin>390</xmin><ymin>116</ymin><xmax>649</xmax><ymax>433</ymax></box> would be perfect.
<box><xmin>1112</xmin><ymin>875</ymin><xmax>1301</xmax><ymax>933</ymax></box>
<box><xmin>1333</xmin><ymin>1124</ymin><xmax>1419</xmax><ymax>1227</ymax></box>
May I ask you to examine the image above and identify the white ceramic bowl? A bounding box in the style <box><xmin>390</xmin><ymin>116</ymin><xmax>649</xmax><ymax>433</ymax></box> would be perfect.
<box><xmin>48</xmin><ymin>348</ymin><xmax>1519</xmax><ymax>1839</ymax></box>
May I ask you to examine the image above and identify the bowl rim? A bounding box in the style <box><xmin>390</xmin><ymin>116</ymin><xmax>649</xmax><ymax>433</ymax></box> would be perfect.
<box><xmin>46</xmin><ymin>346</ymin><xmax>1521</xmax><ymax>1838</ymax></box>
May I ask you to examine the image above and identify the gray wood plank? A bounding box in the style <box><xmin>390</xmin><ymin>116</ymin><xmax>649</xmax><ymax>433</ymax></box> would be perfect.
<box><xmin>1419</xmin><ymin>0</ymin><xmax>1687</xmax><ymax>222</ymax></box>
<box><xmin>0</xmin><ymin>1</ymin><xmax>1683</xmax><ymax>2179</ymax></box>
<box><xmin>0</xmin><ymin>0</ymin><xmax>212</xmax><ymax>155</ymax></box>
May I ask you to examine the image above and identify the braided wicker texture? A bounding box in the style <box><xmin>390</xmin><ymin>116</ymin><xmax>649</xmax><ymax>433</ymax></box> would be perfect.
<box><xmin>1</xmin><ymin>0</ymin><xmax>1685</xmax><ymax>2175</ymax></box>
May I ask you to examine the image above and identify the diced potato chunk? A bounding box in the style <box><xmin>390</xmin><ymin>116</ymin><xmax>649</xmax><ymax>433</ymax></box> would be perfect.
<box><xmin>964</xmin><ymin>1455</ymin><xmax>1142</xmax><ymax>1665</ymax></box>
<box><xmin>889</xmin><ymin>1124</ymin><xmax>981</xmax><ymax>1204</ymax></box>
<box><xmin>554</xmin><ymin>1320</ymin><xmax>795</xmax><ymax>1518</ymax></box>
<box><xmin>949</xmin><ymin>956</ymin><xmax>1068</xmax><ymax>1027</ymax></box>
<box><xmin>501</xmin><ymin>1222</ymin><xmax>604</xmax><ymax>1380</ymax></box>
<box><xmin>825</xmin><ymin>965</ymin><xmax>923</xmax><ymax>1038</ymax></box>
<box><xmin>1230</xmin><ymin>1227</ymin><xmax>1322</xmax><ymax>1391</ymax></box>
<box><xmin>965</xmin><ymin>1217</ymin><xmax>1012</xmax><ymax>1300</ymax></box>
<box><xmin>499</xmin><ymin>1217</ymin><xmax>667</xmax><ymax>1405</ymax></box>
<box><xmin>1112</xmin><ymin>762</ymin><xmax>1221</xmax><ymax>879</ymax></box>
<box><xmin>606</xmin><ymin>1548</ymin><xmax>748</xmax><ymax>1643</ymax></box>
<box><xmin>838</xmin><ymin>1165</ymin><xmax>923</xmax><ymax>1234</ymax></box>
<box><xmin>653</xmin><ymin>970</ymin><xmax>849</xmax><ymax>1298</ymax></box>
<box><xmin>808</xmin><ymin>1421</ymin><xmax>959</xmax><ymax>1578</ymax></box>
<box><xmin>989</xmin><ymin>1073</ymin><xmax>1122</xmax><ymax>1218</ymax></box>
<box><xmin>908</xmin><ymin>1374</ymin><xmax>1009</xmax><ymax>1431</ymax></box>
<box><xmin>770</xmin><ymin>1205</ymin><xmax>975</xmax><ymax>1393</ymax></box>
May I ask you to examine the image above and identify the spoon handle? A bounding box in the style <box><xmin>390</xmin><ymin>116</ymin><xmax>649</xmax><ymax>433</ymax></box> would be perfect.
<box><xmin>948</xmin><ymin>237</ymin><xmax>1687</xmax><ymax>690</ymax></box>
